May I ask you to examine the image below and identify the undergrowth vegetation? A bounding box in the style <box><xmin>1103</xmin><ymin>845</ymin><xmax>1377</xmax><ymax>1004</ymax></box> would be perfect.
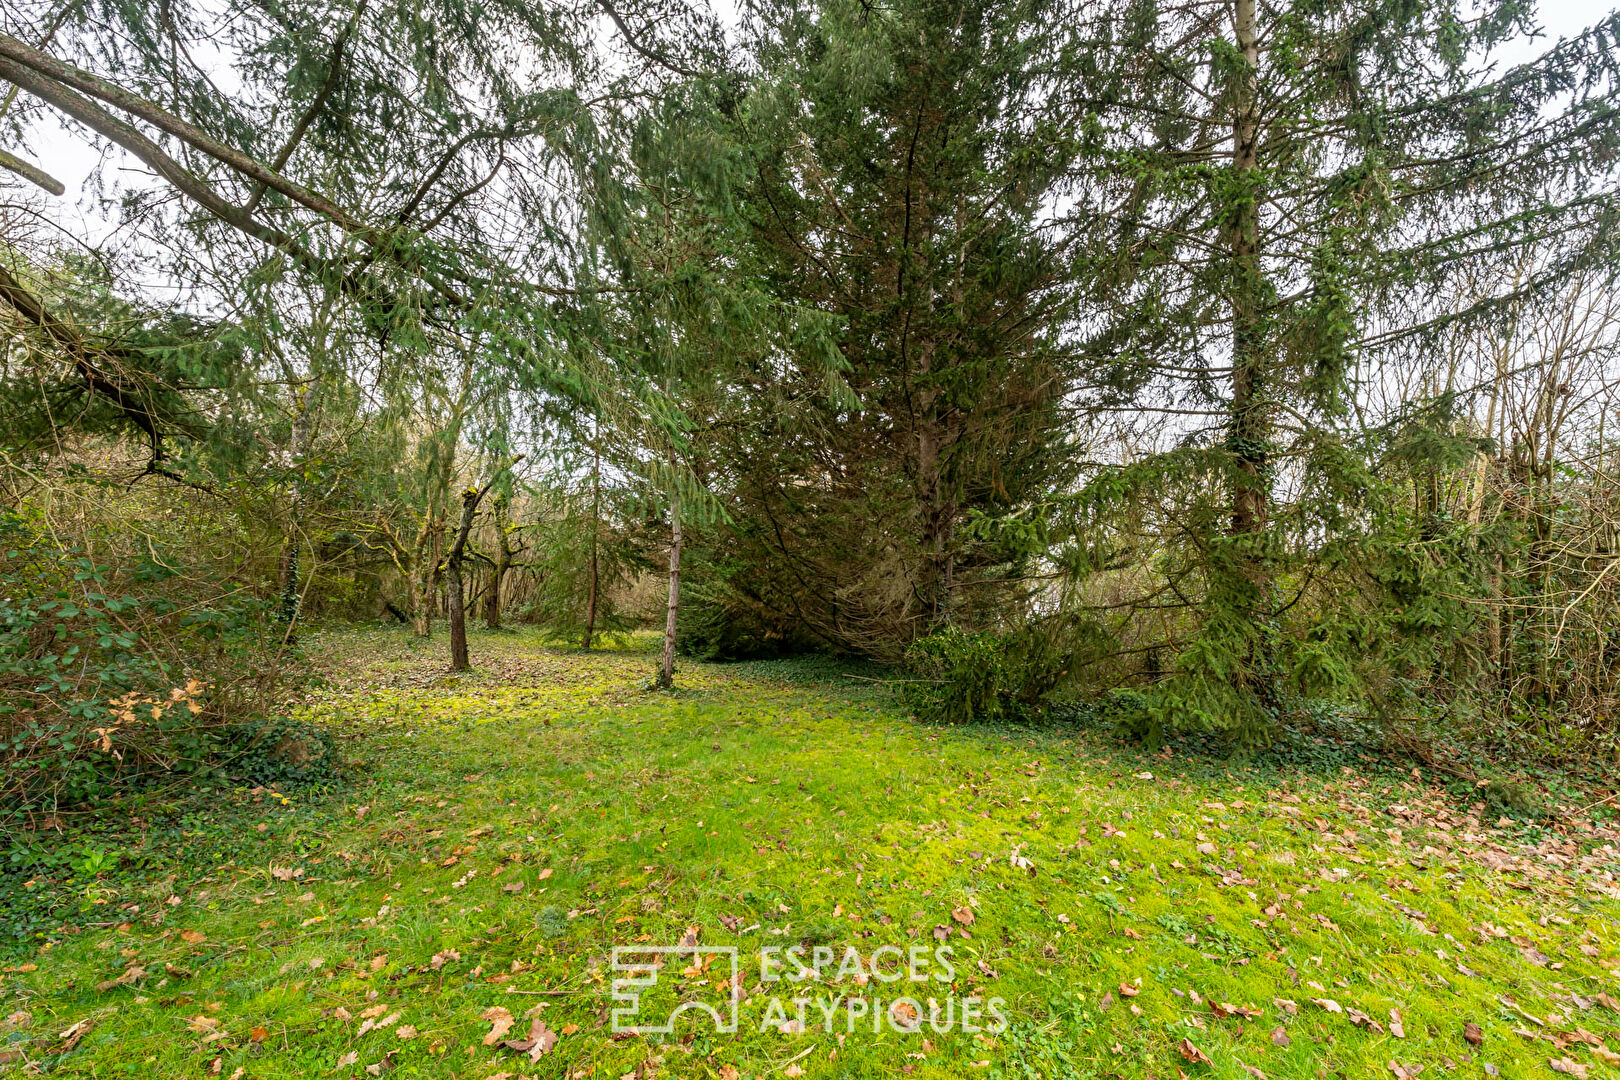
<box><xmin>3</xmin><ymin>0</ymin><xmax>1620</xmax><ymax>1072</ymax></box>
<box><xmin>1</xmin><ymin>630</ymin><xmax>1617</xmax><ymax>1079</ymax></box>
<box><xmin>0</xmin><ymin>502</ymin><xmax>318</xmax><ymax>818</ymax></box>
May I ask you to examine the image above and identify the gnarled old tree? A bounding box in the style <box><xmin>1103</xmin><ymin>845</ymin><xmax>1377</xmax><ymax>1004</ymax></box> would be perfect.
<box><xmin>445</xmin><ymin>457</ymin><xmax>522</xmax><ymax>670</ymax></box>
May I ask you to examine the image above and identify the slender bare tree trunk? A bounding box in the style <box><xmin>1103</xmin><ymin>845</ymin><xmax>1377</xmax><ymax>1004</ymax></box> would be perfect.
<box><xmin>446</xmin><ymin>489</ymin><xmax>478</xmax><ymax>670</ymax></box>
<box><xmin>658</xmin><ymin>480</ymin><xmax>681</xmax><ymax>689</ymax></box>
<box><xmin>583</xmin><ymin>446</ymin><xmax>600</xmax><ymax>649</ymax></box>
<box><xmin>276</xmin><ymin>541</ymin><xmax>299</xmax><ymax>627</ymax></box>
<box><xmin>410</xmin><ymin>516</ymin><xmax>437</xmax><ymax>638</ymax></box>
<box><xmin>277</xmin><ymin>383</ymin><xmax>315</xmax><ymax>631</ymax></box>
<box><xmin>1469</xmin><ymin>291</ymin><xmax>1514</xmax><ymax>527</ymax></box>
<box><xmin>1471</xmin><ymin>335</ymin><xmax>1508</xmax><ymax>689</ymax></box>
<box><xmin>484</xmin><ymin>494</ymin><xmax>511</xmax><ymax>630</ymax></box>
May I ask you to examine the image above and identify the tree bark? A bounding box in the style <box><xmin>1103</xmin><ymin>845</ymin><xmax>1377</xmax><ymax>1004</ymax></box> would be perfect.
<box><xmin>658</xmin><ymin>487</ymin><xmax>682</xmax><ymax>689</ymax></box>
<box><xmin>583</xmin><ymin>447</ymin><xmax>601</xmax><ymax>649</ymax></box>
<box><xmin>484</xmin><ymin>494</ymin><xmax>511</xmax><ymax>630</ymax></box>
<box><xmin>1223</xmin><ymin>0</ymin><xmax>1278</xmax><ymax>705</ymax></box>
<box><xmin>447</xmin><ymin>486</ymin><xmax>480</xmax><ymax>671</ymax></box>
<box><xmin>1227</xmin><ymin>0</ymin><xmax>1265</xmax><ymax>541</ymax></box>
<box><xmin>409</xmin><ymin>515</ymin><xmax>437</xmax><ymax>637</ymax></box>
<box><xmin>447</xmin><ymin>459</ymin><xmax>521</xmax><ymax>669</ymax></box>
<box><xmin>276</xmin><ymin>382</ymin><xmax>315</xmax><ymax>630</ymax></box>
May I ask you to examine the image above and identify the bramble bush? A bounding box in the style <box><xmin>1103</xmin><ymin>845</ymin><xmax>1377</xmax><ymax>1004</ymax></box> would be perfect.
<box><xmin>0</xmin><ymin>509</ymin><xmax>322</xmax><ymax>814</ymax></box>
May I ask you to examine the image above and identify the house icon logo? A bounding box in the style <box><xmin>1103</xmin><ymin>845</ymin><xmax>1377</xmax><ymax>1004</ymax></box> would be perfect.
<box><xmin>611</xmin><ymin>945</ymin><xmax>741</xmax><ymax>1034</ymax></box>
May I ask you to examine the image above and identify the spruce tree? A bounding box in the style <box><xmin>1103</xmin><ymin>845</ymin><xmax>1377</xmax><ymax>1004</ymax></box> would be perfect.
<box><xmin>709</xmin><ymin>0</ymin><xmax>1099</xmax><ymax>657</ymax></box>
<box><xmin>1060</xmin><ymin>0</ymin><xmax>1620</xmax><ymax>742</ymax></box>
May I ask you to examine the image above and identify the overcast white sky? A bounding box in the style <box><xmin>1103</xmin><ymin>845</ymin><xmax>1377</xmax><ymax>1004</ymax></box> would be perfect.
<box><xmin>5</xmin><ymin>0</ymin><xmax>1619</xmax><ymax>259</ymax></box>
<box><xmin>1502</xmin><ymin>0</ymin><xmax>1616</xmax><ymax>59</ymax></box>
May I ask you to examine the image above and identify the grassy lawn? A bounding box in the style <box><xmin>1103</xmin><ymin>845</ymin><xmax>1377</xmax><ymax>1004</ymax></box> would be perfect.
<box><xmin>3</xmin><ymin>627</ymin><xmax>1620</xmax><ymax>1079</ymax></box>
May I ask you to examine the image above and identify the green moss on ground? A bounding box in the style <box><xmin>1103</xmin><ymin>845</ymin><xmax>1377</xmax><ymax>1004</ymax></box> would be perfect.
<box><xmin>2</xmin><ymin>628</ymin><xmax>1619</xmax><ymax>1079</ymax></box>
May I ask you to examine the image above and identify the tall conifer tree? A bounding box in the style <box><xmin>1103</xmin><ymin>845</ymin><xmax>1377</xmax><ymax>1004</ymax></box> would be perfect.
<box><xmin>709</xmin><ymin>0</ymin><xmax>1099</xmax><ymax>656</ymax></box>
<box><xmin>1060</xmin><ymin>0</ymin><xmax>1620</xmax><ymax>741</ymax></box>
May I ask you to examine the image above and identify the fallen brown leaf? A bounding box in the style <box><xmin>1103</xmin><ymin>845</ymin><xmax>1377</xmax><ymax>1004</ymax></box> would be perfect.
<box><xmin>1178</xmin><ymin>1038</ymin><xmax>1212</xmax><ymax>1065</ymax></box>
<box><xmin>58</xmin><ymin>1017</ymin><xmax>93</xmax><ymax>1051</ymax></box>
<box><xmin>500</xmin><ymin>1017</ymin><xmax>557</xmax><ymax>1061</ymax></box>
<box><xmin>482</xmin><ymin>1005</ymin><xmax>515</xmax><ymax>1045</ymax></box>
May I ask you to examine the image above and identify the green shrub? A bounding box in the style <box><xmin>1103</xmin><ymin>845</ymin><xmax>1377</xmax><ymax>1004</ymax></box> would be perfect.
<box><xmin>675</xmin><ymin>575</ymin><xmax>817</xmax><ymax>661</ymax></box>
<box><xmin>1480</xmin><ymin>778</ymin><xmax>1547</xmax><ymax>821</ymax></box>
<box><xmin>222</xmin><ymin>716</ymin><xmax>338</xmax><ymax>786</ymax></box>
<box><xmin>0</xmin><ymin>509</ymin><xmax>311</xmax><ymax>812</ymax></box>
<box><xmin>900</xmin><ymin>623</ymin><xmax>1073</xmax><ymax>723</ymax></box>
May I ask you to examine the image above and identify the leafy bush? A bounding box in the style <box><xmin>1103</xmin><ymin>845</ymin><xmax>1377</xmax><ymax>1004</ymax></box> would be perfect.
<box><xmin>222</xmin><ymin>716</ymin><xmax>338</xmax><ymax>786</ymax></box>
<box><xmin>1480</xmin><ymin>778</ymin><xmax>1547</xmax><ymax>822</ymax></box>
<box><xmin>0</xmin><ymin>509</ymin><xmax>312</xmax><ymax>812</ymax></box>
<box><xmin>900</xmin><ymin>623</ymin><xmax>1074</xmax><ymax>723</ymax></box>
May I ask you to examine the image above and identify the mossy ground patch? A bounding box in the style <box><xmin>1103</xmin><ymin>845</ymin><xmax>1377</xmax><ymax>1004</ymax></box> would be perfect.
<box><xmin>2</xmin><ymin>627</ymin><xmax>1618</xmax><ymax>1079</ymax></box>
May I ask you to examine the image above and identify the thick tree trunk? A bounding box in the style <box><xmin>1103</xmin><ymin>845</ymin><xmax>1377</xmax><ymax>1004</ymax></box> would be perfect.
<box><xmin>658</xmin><ymin>492</ymin><xmax>682</xmax><ymax>689</ymax></box>
<box><xmin>1223</xmin><ymin>0</ymin><xmax>1279</xmax><ymax>706</ymax></box>
<box><xmin>1227</xmin><ymin>0</ymin><xmax>1265</xmax><ymax>542</ymax></box>
<box><xmin>913</xmin><ymin>337</ymin><xmax>962</xmax><ymax>627</ymax></box>
<box><xmin>447</xmin><ymin>567</ymin><xmax>469</xmax><ymax>670</ymax></box>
